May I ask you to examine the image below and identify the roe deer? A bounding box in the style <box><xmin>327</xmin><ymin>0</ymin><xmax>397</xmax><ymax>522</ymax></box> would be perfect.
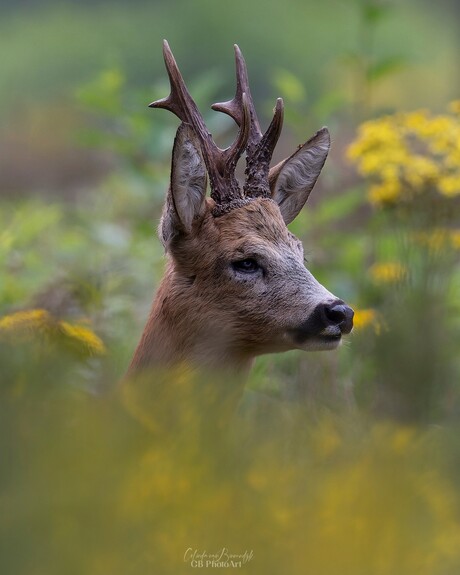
<box><xmin>128</xmin><ymin>41</ymin><xmax>353</xmax><ymax>377</ymax></box>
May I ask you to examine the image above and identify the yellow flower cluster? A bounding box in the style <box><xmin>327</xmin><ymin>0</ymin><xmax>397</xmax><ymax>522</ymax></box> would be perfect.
<box><xmin>347</xmin><ymin>102</ymin><xmax>460</xmax><ymax>205</ymax></box>
<box><xmin>0</xmin><ymin>308</ymin><xmax>106</xmax><ymax>356</ymax></box>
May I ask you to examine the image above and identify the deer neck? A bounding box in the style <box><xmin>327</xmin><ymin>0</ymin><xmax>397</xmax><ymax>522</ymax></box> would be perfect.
<box><xmin>128</xmin><ymin>263</ymin><xmax>254</xmax><ymax>378</ymax></box>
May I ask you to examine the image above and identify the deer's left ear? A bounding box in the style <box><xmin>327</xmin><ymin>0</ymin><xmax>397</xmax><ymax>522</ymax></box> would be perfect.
<box><xmin>269</xmin><ymin>127</ymin><xmax>330</xmax><ymax>225</ymax></box>
<box><xmin>160</xmin><ymin>123</ymin><xmax>208</xmax><ymax>246</ymax></box>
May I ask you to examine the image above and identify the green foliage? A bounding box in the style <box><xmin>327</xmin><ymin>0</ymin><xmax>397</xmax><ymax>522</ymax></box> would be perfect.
<box><xmin>0</xmin><ymin>182</ymin><xmax>167</xmax><ymax>374</ymax></box>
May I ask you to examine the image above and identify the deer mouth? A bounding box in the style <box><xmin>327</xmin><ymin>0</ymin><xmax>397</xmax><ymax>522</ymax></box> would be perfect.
<box><xmin>316</xmin><ymin>329</ymin><xmax>344</xmax><ymax>348</ymax></box>
<box><xmin>288</xmin><ymin>324</ymin><xmax>343</xmax><ymax>350</ymax></box>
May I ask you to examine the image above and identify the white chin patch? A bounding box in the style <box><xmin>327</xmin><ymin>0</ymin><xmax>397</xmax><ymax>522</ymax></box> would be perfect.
<box><xmin>283</xmin><ymin>332</ymin><xmax>342</xmax><ymax>352</ymax></box>
<box><xmin>283</xmin><ymin>325</ymin><xmax>342</xmax><ymax>352</ymax></box>
<box><xmin>300</xmin><ymin>337</ymin><xmax>342</xmax><ymax>352</ymax></box>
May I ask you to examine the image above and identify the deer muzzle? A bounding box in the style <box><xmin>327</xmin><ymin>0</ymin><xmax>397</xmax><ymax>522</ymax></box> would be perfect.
<box><xmin>289</xmin><ymin>299</ymin><xmax>354</xmax><ymax>346</ymax></box>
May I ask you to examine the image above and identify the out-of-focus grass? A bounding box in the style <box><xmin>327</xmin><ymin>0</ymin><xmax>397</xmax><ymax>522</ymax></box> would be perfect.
<box><xmin>1</xmin><ymin>347</ymin><xmax>460</xmax><ymax>575</ymax></box>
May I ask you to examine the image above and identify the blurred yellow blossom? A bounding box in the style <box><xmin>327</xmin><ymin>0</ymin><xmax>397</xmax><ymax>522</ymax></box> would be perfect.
<box><xmin>59</xmin><ymin>321</ymin><xmax>106</xmax><ymax>356</ymax></box>
<box><xmin>0</xmin><ymin>308</ymin><xmax>52</xmax><ymax>334</ymax></box>
<box><xmin>348</xmin><ymin>102</ymin><xmax>460</xmax><ymax>206</ymax></box>
<box><xmin>413</xmin><ymin>228</ymin><xmax>460</xmax><ymax>252</ymax></box>
<box><xmin>0</xmin><ymin>308</ymin><xmax>105</xmax><ymax>356</ymax></box>
<box><xmin>369</xmin><ymin>262</ymin><xmax>407</xmax><ymax>283</ymax></box>
<box><xmin>438</xmin><ymin>174</ymin><xmax>460</xmax><ymax>197</ymax></box>
<box><xmin>353</xmin><ymin>308</ymin><xmax>383</xmax><ymax>334</ymax></box>
<box><xmin>368</xmin><ymin>180</ymin><xmax>402</xmax><ymax>204</ymax></box>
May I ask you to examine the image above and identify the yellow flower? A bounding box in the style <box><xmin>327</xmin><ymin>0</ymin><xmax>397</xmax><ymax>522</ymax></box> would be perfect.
<box><xmin>0</xmin><ymin>308</ymin><xmax>105</xmax><ymax>356</ymax></box>
<box><xmin>352</xmin><ymin>308</ymin><xmax>383</xmax><ymax>334</ymax></box>
<box><xmin>359</xmin><ymin>152</ymin><xmax>384</xmax><ymax>176</ymax></box>
<box><xmin>369</xmin><ymin>262</ymin><xmax>407</xmax><ymax>284</ymax></box>
<box><xmin>404</xmin><ymin>156</ymin><xmax>439</xmax><ymax>187</ymax></box>
<box><xmin>368</xmin><ymin>180</ymin><xmax>402</xmax><ymax>205</ymax></box>
<box><xmin>0</xmin><ymin>308</ymin><xmax>52</xmax><ymax>335</ymax></box>
<box><xmin>413</xmin><ymin>229</ymin><xmax>460</xmax><ymax>251</ymax></box>
<box><xmin>403</xmin><ymin>109</ymin><xmax>430</xmax><ymax>131</ymax></box>
<box><xmin>438</xmin><ymin>174</ymin><xmax>460</xmax><ymax>197</ymax></box>
<box><xmin>59</xmin><ymin>321</ymin><xmax>106</xmax><ymax>356</ymax></box>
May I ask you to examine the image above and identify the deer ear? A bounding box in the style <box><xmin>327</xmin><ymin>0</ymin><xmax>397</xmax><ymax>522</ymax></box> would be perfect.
<box><xmin>160</xmin><ymin>123</ymin><xmax>207</xmax><ymax>245</ymax></box>
<box><xmin>269</xmin><ymin>127</ymin><xmax>330</xmax><ymax>225</ymax></box>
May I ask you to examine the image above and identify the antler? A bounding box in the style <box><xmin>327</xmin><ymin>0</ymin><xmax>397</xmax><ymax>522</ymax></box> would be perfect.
<box><xmin>149</xmin><ymin>40</ymin><xmax>251</xmax><ymax>205</ymax></box>
<box><xmin>212</xmin><ymin>45</ymin><xmax>284</xmax><ymax>198</ymax></box>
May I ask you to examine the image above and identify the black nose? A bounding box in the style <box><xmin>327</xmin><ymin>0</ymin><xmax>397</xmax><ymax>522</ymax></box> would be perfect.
<box><xmin>322</xmin><ymin>302</ymin><xmax>354</xmax><ymax>334</ymax></box>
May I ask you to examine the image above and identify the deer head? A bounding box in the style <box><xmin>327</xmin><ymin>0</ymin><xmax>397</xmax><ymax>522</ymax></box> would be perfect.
<box><xmin>128</xmin><ymin>41</ymin><xmax>353</xmax><ymax>374</ymax></box>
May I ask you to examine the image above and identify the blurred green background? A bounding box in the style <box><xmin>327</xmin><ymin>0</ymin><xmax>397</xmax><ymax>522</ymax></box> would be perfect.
<box><xmin>1</xmin><ymin>1</ymin><xmax>460</xmax><ymax>573</ymax></box>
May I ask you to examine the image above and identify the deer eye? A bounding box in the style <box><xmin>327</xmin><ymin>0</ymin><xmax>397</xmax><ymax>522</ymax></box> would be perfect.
<box><xmin>232</xmin><ymin>258</ymin><xmax>260</xmax><ymax>274</ymax></box>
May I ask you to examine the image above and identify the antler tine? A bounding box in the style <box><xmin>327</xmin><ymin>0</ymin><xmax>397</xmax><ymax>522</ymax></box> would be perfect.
<box><xmin>244</xmin><ymin>97</ymin><xmax>284</xmax><ymax>198</ymax></box>
<box><xmin>212</xmin><ymin>44</ymin><xmax>285</xmax><ymax>198</ymax></box>
<box><xmin>222</xmin><ymin>91</ymin><xmax>251</xmax><ymax>176</ymax></box>
<box><xmin>212</xmin><ymin>45</ymin><xmax>262</xmax><ymax>148</ymax></box>
<box><xmin>149</xmin><ymin>40</ymin><xmax>249</xmax><ymax>204</ymax></box>
<box><xmin>150</xmin><ymin>41</ymin><xmax>212</xmax><ymax>150</ymax></box>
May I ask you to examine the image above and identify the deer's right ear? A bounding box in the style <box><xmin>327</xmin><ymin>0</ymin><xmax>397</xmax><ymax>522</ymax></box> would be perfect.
<box><xmin>160</xmin><ymin>123</ymin><xmax>207</xmax><ymax>246</ymax></box>
<box><xmin>269</xmin><ymin>127</ymin><xmax>330</xmax><ymax>225</ymax></box>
